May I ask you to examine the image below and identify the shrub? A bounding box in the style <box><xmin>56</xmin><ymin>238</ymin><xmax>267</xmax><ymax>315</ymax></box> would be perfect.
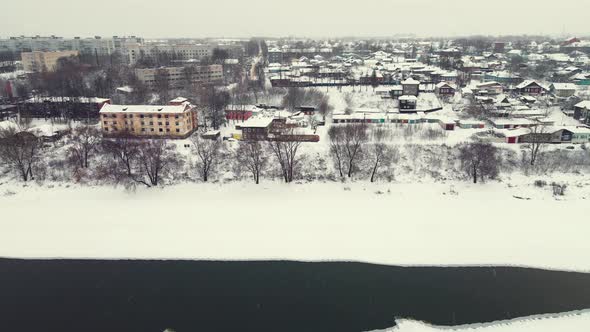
<box><xmin>551</xmin><ymin>182</ymin><xmax>567</xmax><ymax>196</ymax></box>
<box><xmin>534</xmin><ymin>180</ymin><xmax>547</xmax><ymax>188</ymax></box>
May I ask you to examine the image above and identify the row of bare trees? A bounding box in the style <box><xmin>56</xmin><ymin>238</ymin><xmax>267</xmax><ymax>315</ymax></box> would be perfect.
<box><xmin>328</xmin><ymin>124</ymin><xmax>399</xmax><ymax>182</ymax></box>
<box><xmin>0</xmin><ymin>125</ymin><xmax>515</xmax><ymax>187</ymax></box>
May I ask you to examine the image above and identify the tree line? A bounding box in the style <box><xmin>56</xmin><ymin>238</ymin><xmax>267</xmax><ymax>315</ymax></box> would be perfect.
<box><xmin>0</xmin><ymin>122</ymin><xmax>519</xmax><ymax>187</ymax></box>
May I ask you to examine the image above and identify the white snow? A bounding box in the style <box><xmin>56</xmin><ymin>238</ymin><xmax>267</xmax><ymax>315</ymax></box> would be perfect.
<box><xmin>370</xmin><ymin>310</ymin><xmax>590</xmax><ymax>332</ymax></box>
<box><xmin>1</xmin><ymin>180</ymin><xmax>589</xmax><ymax>273</ymax></box>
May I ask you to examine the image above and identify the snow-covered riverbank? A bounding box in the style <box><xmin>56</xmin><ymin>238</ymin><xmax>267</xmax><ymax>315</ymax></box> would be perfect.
<box><xmin>1</xmin><ymin>179</ymin><xmax>589</xmax><ymax>272</ymax></box>
<box><xmin>374</xmin><ymin>310</ymin><xmax>590</xmax><ymax>332</ymax></box>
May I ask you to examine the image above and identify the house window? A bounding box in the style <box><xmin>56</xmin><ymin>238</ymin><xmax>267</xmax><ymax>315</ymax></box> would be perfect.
<box><xmin>166</xmin><ymin>128</ymin><xmax>170</xmax><ymax>132</ymax></box>
<box><xmin>104</xmin><ymin>128</ymin><xmax>109</xmax><ymax>131</ymax></box>
<box><xmin>150</xmin><ymin>128</ymin><xmax>154</xmax><ymax>132</ymax></box>
<box><xmin>159</xmin><ymin>128</ymin><xmax>163</xmax><ymax>132</ymax></box>
<box><xmin>141</xmin><ymin>128</ymin><xmax>146</xmax><ymax>132</ymax></box>
<box><xmin>103</xmin><ymin>121</ymin><xmax>107</xmax><ymax>125</ymax></box>
<box><xmin>165</xmin><ymin>122</ymin><xmax>169</xmax><ymax>125</ymax></box>
<box><xmin>176</xmin><ymin>129</ymin><xmax>180</xmax><ymax>133</ymax></box>
<box><xmin>140</xmin><ymin>114</ymin><xmax>145</xmax><ymax>118</ymax></box>
<box><xmin>150</xmin><ymin>121</ymin><xmax>153</xmax><ymax>125</ymax></box>
<box><xmin>175</xmin><ymin>122</ymin><xmax>179</xmax><ymax>126</ymax></box>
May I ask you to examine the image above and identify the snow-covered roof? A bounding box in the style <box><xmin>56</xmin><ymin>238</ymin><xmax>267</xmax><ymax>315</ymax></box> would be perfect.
<box><xmin>116</xmin><ymin>86</ymin><xmax>133</xmax><ymax>93</ymax></box>
<box><xmin>399</xmin><ymin>95</ymin><xmax>418</xmax><ymax>101</ymax></box>
<box><xmin>477</xmin><ymin>81</ymin><xmax>502</xmax><ymax>88</ymax></box>
<box><xmin>490</xmin><ymin>118</ymin><xmax>536</xmax><ymax>126</ymax></box>
<box><xmin>402</xmin><ymin>77</ymin><xmax>420</xmax><ymax>85</ymax></box>
<box><xmin>27</xmin><ymin>96</ymin><xmax>110</xmax><ymax>104</ymax></box>
<box><xmin>99</xmin><ymin>103</ymin><xmax>191</xmax><ymax>114</ymax></box>
<box><xmin>574</xmin><ymin>101</ymin><xmax>590</xmax><ymax>109</ymax></box>
<box><xmin>516</xmin><ymin>80</ymin><xmax>547</xmax><ymax>90</ymax></box>
<box><xmin>240</xmin><ymin>117</ymin><xmax>273</xmax><ymax>128</ymax></box>
<box><xmin>436</xmin><ymin>82</ymin><xmax>456</xmax><ymax>89</ymax></box>
<box><xmin>169</xmin><ymin>97</ymin><xmax>189</xmax><ymax>103</ymax></box>
<box><xmin>551</xmin><ymin>83</ymin><xmax>577</xmax><ymax>90</ymax></box>
<box><xmin>495</xmin><ymin>128</ymin><xmax>531</xmax><ymax>137</ymax></box>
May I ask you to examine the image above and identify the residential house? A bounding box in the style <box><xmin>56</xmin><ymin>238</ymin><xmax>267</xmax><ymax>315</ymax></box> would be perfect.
<box><xmin>401</xmin><ymin>78</ymin><xmax>420</xmax><ymax>96</ymax></box>
<box><xmin>475</xmin><ymin>81</ymin><xmax>503</xmax><ymax>95</ymax></box>
<box><xmin>435</xmin><ymin>82</ymin><xmax>456</xmax><ymax>97</ymax></box>
<box><xmin>574</xmin><ymin>101</ymin><xmax>590</xmax><ymax>124</ymax></box>
<box><xmin>238</xmin><ymin>117</ymin><xmax>274</xmax><ymax>141</ymax></box>
<box><xmin>399</xmin><ymin>95</ymin><xmax>417</xmax><ymax>111</ymax></box>
<box><xmin>550</xmin><ymin>83</ymin><xmax>577</xmax><ymax>98</ymax></box>
<box><xmin>515</xmin><ymin>80</ymin><xmax>548</xmax><ymax>96</ymax></box>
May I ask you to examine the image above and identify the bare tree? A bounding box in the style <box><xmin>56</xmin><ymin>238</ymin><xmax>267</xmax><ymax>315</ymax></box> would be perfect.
<box><xmin>68</xmin><ymin>126</ymin><xmax>102</xmax><ymax>169</ymax></box>
<box><xmin>282</xmin><ymin>87</ymin><xmax>306</xmax><ymax>112</ymax></box>
<box><xmin>236</xmin><ymin>140</ymin><xmax>268</xmax><ymax>184</ymax></box>
<box><xmin>154</xmin><ymin>68</ymin><xmax>171</xmax><ymax>103</ymax></box>
<box><xmin>368</xmin><ymin>128</ymin><xmax>398</xmax><ymax>182</ymax></box>
<box><xmin>328</xmin><ymin>126</ymin><xmax>346</xmax><ymax>177</ymax></box>
<box><xmin>523</xmin><ymin>125</ymin><xmax>548</xmax><ymax>166</ymax></box>
<box><xmin>268</xmin><ymin>134</ymin><xmax>302</xmax><ymax>183</ymax></box>
<box><xmin>191</xmin><ymin>135</ymin><xmax>223</xmax><ymax>182</ymax></box>
<box><xmin>343</xmin><ymin>123</ymin><xmax>368</xmax><ymax>178</ymax></box>
<box><xmin>102</xmin><ymin>131</ymin><xmax>142</xmax><ymax>177</ymax></box>
<box><xmin>200</xmin><ymin>87</ymin><xmax>230</xmax><ymax>130</ymax></box>
<box><xmin>136</xmin><ymin>139</ymin><xmax>180</xmax><ymax>187</ymax></box>
<box><xmin>318</xmin><ymin>95</ymin><xmax>333</xmax><ymax>122</ymax></box>
<box><xmin>458</xmin><ymin>142</ymin><xmax>501</xmax><ymax>183</ymax></box>
<box><xmin>0</xmin><ymin>128</ymin><xmax>42</xmax><ymax>182</ymax></box>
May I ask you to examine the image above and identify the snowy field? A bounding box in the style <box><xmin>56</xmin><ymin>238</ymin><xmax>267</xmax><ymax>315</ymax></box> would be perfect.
<box><xmin>1</xmin><ymin>179</ymin><xmax>589</xmax><ymax>272</ymax></box>
<box><xmin>373</xmin><ymin>310</ymin><xmax>590</xmax><ymax>332</ymax></box>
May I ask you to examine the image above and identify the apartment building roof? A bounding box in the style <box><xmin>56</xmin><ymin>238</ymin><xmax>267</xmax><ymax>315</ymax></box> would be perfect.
<box><xmin>99</xmin><ymin>103</ymin><xmax>191</xmax><ymax>114</ymax></box>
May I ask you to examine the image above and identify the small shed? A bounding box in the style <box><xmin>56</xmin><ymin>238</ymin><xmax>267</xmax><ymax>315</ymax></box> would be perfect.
<box><xmin>201</xmin><ymin>130</ymin><xmax>221</xmax><ymax>140</ymax></box>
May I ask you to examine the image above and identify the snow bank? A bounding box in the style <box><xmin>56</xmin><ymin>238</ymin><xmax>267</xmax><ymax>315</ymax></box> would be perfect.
<box><xmin>371</xmin><ymin>310</ymin><xmax>590</xmax><ymax>332</ymax></box>
<box><xmin>1</xmin><ymin>181</ymin><xmax>589</xmax><ymax>272</ymax></box>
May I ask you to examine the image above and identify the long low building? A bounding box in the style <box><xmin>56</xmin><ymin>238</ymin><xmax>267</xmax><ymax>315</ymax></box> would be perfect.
<box><xmin>332</xmin><ymin>113</ymin><xmax>457</xmax><ymax>130</ymax></box>
<box><xmin>20</xmin><ymin>96</ymin><xmax>111</xmax><ymax>119</ymax></box>
<box><xmin>99</xmin><ymin>102</ymin><xmax>198</xmax><ymax>138</ymax></box>
<box><xmin>498</xmin><ymin>126</ymin><xmax>590</xmax><ymax>144</ymax></box>
<box><xmin>135</xmin><ymin>64</ymin><xmax>223</xmax><ymax>90</ymax></box>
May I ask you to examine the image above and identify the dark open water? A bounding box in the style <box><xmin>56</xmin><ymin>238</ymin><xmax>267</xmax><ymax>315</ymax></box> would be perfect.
<box><xmin>1</xmin><ymin>259</ymin><xmax>590</xmax><ymax>332</ymax></box>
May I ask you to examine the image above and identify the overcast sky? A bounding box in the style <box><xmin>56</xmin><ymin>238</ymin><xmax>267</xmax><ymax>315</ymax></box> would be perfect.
<box><xmin>2</xmin><ymin>0</ymin><xmax>589</xmax><ymax>39</ymax></box>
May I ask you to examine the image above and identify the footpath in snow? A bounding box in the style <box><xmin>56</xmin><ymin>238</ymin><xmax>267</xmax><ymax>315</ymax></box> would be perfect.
<box><xmin>1</xmin><ymin>179</ymin><xmax>589</xmax><ymax>272</ymax></box>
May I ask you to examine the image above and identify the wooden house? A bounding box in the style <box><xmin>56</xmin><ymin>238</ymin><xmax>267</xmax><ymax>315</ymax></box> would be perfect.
<box><xmin>515</xmin><ymin>80</ymin><xmax>548</xmax><ymax>96</ymax></box>
<box><xmin>399</xmin><ymin>95</ymin><xmax>418</xmax><ymax>111</ymax></box>
<box><xmin>435</xmin><ymin>82</ymin><xmax>456</xmax><ymax>97</ymax></box>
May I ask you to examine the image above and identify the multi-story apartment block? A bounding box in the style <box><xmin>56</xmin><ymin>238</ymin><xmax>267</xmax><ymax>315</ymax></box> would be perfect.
<box><xmin>0</xmin><ymin>35</ymin><xmax>142</xmax><ymax>59</ymax></box>
<box><xmin>21</xmin><ymin>50</ymin><xmax>80</xmax><ymax>72</ymax></box>
<box><xmin>0</xmin><ymin>35</ymin><xmax>66</xmax><ymax>53</ymax></box>
<box><xmin>99</xmin><ymin>102</ymin><xmax>198</xmax><ymax>138</ymax></box>
<box><xmin>135</xmin><ymin>64</ymin><xmax>223</xmax><ymax>89</ymax></box>
<box><xmin>68</xmin><ymin>36</ymin><xmax>115</xmax><ymax>57</ymax></box>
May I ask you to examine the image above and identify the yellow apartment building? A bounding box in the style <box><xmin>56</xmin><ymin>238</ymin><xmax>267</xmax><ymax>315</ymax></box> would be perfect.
<box><xmin>99</xmin><ymin>103</ymin><xmax>198</xmax><ymax>138</ymax></box>
<box><xmin>21</xmin><ymin>50</ymin><xmax>80</xmax><ymax>72</ymax></box>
